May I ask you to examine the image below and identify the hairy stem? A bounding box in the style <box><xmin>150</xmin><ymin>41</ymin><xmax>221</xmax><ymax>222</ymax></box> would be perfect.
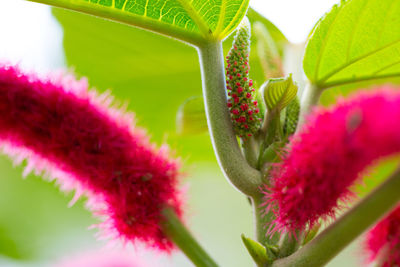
<box><xmin>242</xmin><ymin>137</ymin><xmax>258</xmax><ymax>168</ymax></box>
<box><xmin>252</xmin><ymin>195</ymin><xmax>276</xmax><ymax>246</ymax></box>
<box><xmin>271</xmin><ymin>167</ymin><xmax>400</xmax><ymax>267</ymax></box>
<box><xmin>298</xmin><ymin>83</ymin><xmax>321</xmax><ymax>127</ymax></box>
<box><xmin>162</xmin><ymin>208</ymin><xmax>218</xmax><ymax>267</ymax></box>
<box><xmin>197</xmin><ymin>42</ymin><xmax>263</xmax><ymax>197</ymax></box>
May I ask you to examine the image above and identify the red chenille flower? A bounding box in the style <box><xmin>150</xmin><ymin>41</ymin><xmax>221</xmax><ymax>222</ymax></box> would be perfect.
<box><xmin>365</xmin><ymin>206</ymin><xmax>400</xmax><ymax>267</ymax></box>
<box><xmin>265</xmin><ymin>88</ymin><xmax>400</xmax><ymax>234</ymax></box>
<box><xmin>0</xmin><ymin>64</ymin><xmax>182</xmax><ymax>251</ymax></box>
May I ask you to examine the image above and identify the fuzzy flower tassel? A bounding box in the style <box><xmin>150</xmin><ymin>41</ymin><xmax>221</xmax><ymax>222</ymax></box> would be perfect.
<box><xmin>0</xmin><ymin>64</ymin><xmax>182</xmax><ymax>251</ymax></box>
<box><xmin>365</xmin><ymin>206</ymin><xmax>400</xmax><ymax>267</ymax></box>
<box><xmin>265</xmin><ymin>88</ymin><xmax>400</xmax><ymax>234</ymax></box>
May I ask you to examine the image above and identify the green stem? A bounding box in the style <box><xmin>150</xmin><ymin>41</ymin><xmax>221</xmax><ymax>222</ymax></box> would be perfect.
<box><xmin>242</xmin><ymin>137</ymin><xmax>258</xmax><ymax>168</ymax></box>
<box><xmin>161</xmin><ymin>208</ymin><xmax>218</xmax><ymax>267</ymax></box>
<box><xmin>271</xmin><ymin>167</ymin><xmax>400</xmax><ymax>267</ymax></box>
<box><xmin>197</xmin><ymin>41</ymin><xmax>263</xmax><ymax>197</ymax></box>
<box><xmin>27</xmin><ymin>0</ymin><xmax>206</xmax><ymax>46</ymax></box>
<box><xmin>297</xmin><ymin>83</ymin><xmax>321</xmax><ymax>127</ymax></box>
<box><xmin>252</xmin><ymin>194</ymin><xmax>278</xmax><ymax>246</ymax></box>
<box><xmin>257</xmin><ymin>110</ymin><xmax>280</xmax><ymax>169</ymax></box>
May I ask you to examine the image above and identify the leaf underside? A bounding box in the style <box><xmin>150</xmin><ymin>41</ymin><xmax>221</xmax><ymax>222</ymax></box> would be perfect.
<box><xmin>29</xmin><ymin>0</ymin><xmax>250</xmax><ymax>44</ymax></box>
<box><xmin>303</xmin><ymin>0</ymin><xmax>400</xmax><ymax>89</ymax></box>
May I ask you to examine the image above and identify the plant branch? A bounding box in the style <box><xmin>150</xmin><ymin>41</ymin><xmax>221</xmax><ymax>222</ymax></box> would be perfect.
<box><xmin>197</xmin><ymin>41</ymin><xmax>263</xmax><ymax>197</ymax></box>
<box><xmin>252</xmin><ymin>195</ymin><xmax>278</xmax><ymax>246</ymax></box>
<box><xmin>297</xmin><ymin>82</ymin><xmax>321</xmax><ymax>127</ymax></box>
<box><xmin>271</xmin><ymin>167</ymin><xmax>400</xmax><ymax>267</ymax></box>
<box><xmin>27</xmin><ymin>0</ymin><xmax>206</xmax><ymax>46</ymax></box>
<box><xmin>161</xmin><ymin>207</ymin><xmax>219</xmax><ymax>267</ymax></box>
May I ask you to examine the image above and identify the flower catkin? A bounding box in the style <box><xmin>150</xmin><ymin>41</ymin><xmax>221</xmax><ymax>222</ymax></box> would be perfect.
<box><xmin>226</xmin><ymin>19</ymin><xmax>261</xmax><ymax>138</ymax></box>
<box><xmin>265</xmin><ymin>88</ymin><xmax>400</xmax><ymax>234</ymax></box>
<box><xmin>0</xmin><ymin>64</ymin><xmax>182</xmax><ymax>250</ymax></box>
<box><xmin>365</xmin><ymin>206</ymin><xmax>400</xmax><ymax>267</ymax></box>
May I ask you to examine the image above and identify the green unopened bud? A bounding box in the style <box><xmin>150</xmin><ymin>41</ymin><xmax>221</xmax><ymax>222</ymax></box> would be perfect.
<box><xmin>283</xmin><ymin>97</ymin><xmax>300</xmax><ymax>136</ymax></box>
<box><xmin>254</xmin><ymin>22</ymin><xmax>284</xmax><ymax>78</ymax></box>
<box><xmin>261</xmin><ymin>74</ymin><xmax>298</xmax><ymax>113</ymax></box>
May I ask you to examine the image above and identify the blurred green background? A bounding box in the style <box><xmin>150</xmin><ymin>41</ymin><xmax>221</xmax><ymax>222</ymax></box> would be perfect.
<box><xmin>0</xmin><ymin>0</ymin><xmax>395</xmax><ymax>266</ymax></box>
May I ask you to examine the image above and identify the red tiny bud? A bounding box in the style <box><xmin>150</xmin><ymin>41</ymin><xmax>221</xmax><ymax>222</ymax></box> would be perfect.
<box><xmin>239</xmin><ymin>116</ymin><xmax>246</xmax><ymax>123</ymax></box>
<box><xmin>228</xmin><ymin>92</ymin><xmax>231</xmax><ymax>96</ymax></box>
<box><xmin>244</xmin><ymin>124</ymin><xmax>249</xmax><ymax>129</ymax></box>
<box><xmin>232</xmin><ymin>109</ymin><xmax>239</xmax><ymax>115</ymax></box>
<box><xmin>247</xmin><ymin>134</ymin><xmax>252</xmax><ymax>137</ymax></box>
<box><xmin>253</xmin><ymin>101</ymin><xmax>258</xmax><ymax>106</ymax></box>
<box><xmin>244</xmin><ymin>77</ymin><xmax>248</xmax><ymax>82</ymax></box>
<box><xmin>246</xmin><ymin>93</ymin><xmax>251</xmax><ymax>98</ymax></box>
<box><xmin>236</xmin><ymin>82</ymin><xmax>241</xmax><ymax>86</ymax></box>
<box><xmin>255</xmin><ymin>108</ymin><xmax>259</xmax><ymax>114</ymax></box>
<box><xmin>237</xmin><ymin>73</ymin><xmax>241</xmax><ymax>78</ymax></box>
<box><xmin>249</xmin><ymin>116</ymin><xmax>254</xmax><ymax>121</ymax></box>
<box><xmin>246</xmin><ymin>70</ymin><xmax>249</xmax><ymax>74</ymax></box>
<box><xmin>233</xmin><ymin>68</ymin><xmax>236</xmax><ymax>72</ymax></box>
<box><xmin>234</xmin><ymin>98</ymin><xmax>240</xmax><ymax>103</ymax></box>
<box><xmin>232</xmin><ymin>93</ymin><xmax>237</xmax><ymax>98</ymax></box>
<box><xmin>240</xmin><ymin>104</ymin><xmax>248</xmax><ymax>111</ymax></box>
<box><xmin>248</xmin><ymin>110</ymin><xmax>253</xmax><ymax>115</ymax></box>
<box><xmin>234</xmin><ymin>45</ymin><xmax>238</xmax><ymax>50</ymax></box>
<box><xmin>229</xmin><ymin>75</ymin><xmax>233</xmax><ymax>80</ymax></box>
<box><xmin>234</xmin><ymin>61</ymin><xmax>238</xmax><ymax>66</ymax></box>
<box><xmin>237</xmin><ymin>87</ymin><xmax>243</xmax><ymax>94</ymax></box>
<box><xmin>227</xmin><ymin>102</ymin><xmax>232</xmax><ymax>108</ymax></box>
<box><xmin>249</xmin><ymin>80</ymin><xmax>253</xmax><ymax>86</ymax></box>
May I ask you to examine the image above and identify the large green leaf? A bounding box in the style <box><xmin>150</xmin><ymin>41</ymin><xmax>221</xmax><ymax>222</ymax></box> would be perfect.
<box><xmin>304</xmin><ymin>0</ymin><xmax>400</xmax><ymax>90</ymax></box>
<box><xmin>27</xmin><ymin>0</ymin><xmax>250</xmax><ymax>45</ymax></box>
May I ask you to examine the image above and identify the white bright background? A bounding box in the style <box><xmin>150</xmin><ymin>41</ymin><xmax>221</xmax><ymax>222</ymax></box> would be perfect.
<box><xmin>0</xmin><ymin>1</ymin><xmax>356</xmax><ymax>267</ymax></box>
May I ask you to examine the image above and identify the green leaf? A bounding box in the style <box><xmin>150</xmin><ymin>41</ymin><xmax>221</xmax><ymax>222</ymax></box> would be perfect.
<box><xmin>27</xmin><ymin>0</ymin><xmax>250</xmax><ymax>45</ymax></box>
<box><xmin>304</xmin><ymin>0</ymin><xmax>400</xmax><ymax>90</ymax></box>
<box><xmin>253</xmin><ymin>21</ymin><xmax>284</xmax><ymax>79</ymax></box>
<box><xmin>261</xmin><ymin>74</ymin><xmax>298</xmax><ymax>112</ymax></box>
<box><xmin>241</xmin><ymin>234</ymin><xmax>272</xmax><ymax>267</ymax></box>
<box><xmin>282</xmin><ymin>97</ymin><xmax>300</xmax><ymax>137</ymax></box>
<box><xmin>176</xmin><ymin>96</ymin><xmax>208</xmax><ymax>135</ymax></box>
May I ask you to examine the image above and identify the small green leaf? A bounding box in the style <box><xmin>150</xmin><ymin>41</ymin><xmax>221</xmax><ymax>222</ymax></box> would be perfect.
<box><xmin>261</xmin><ymin>74</ymin><xmax>298</xmax><ymax>112</ymax></box>
<box><xmin>176</xmin><ymin>96</ymin><xmax>208</xmax><ymax>135</ymax></box>
<box><xmin>304</xmin><ymin>0</ymin><xmax>400</xmax><ymax>90</ymax></box>
<box><xmin>241</xmin><ymin>234</ymin><xmax>272</xmax><ymax>267</ymax></box>
<box><xmin>302</xmin><ymin>223</ymin><xmax>321</xmax><ymax>246</ymax></box>
<box><xmin>27</xmin><ymin>0</ymin><xmax>250</xmax><ymax>45</ymax></box>
<box><xmin>253</xmin><ymin>22</ymin><xmax>283</xmax><ymax>79</ymax></box>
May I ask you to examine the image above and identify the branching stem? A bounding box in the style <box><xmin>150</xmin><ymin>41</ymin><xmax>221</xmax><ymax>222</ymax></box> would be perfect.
<box><xmin>197</xmin><ymin>41</ymin><xmax>263</xmax><ymax>197</ymax></box>
<box><xmin>298</xmin><ymin>82</ymin><xmax>321</xmax><ymax>127</ymax></box>
<box><xmin>272</xmin><ymin>167</ymin><xmax>400</xmax><ymax>267</ymax></box>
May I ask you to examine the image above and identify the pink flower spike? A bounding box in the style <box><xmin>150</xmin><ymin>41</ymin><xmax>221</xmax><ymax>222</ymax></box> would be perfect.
<box><xmin>365</xmin><ymin>206</ymin><xmax>400</xmax><ymax>266</ymax></box>
<box><xmin>0</xmin><ymin>64</ymin><xmax>183</xmax><ymax>251</ymax></box>
<box><xmin>264</xmin><ymin>88</ymin><xmax>400</xmax><ymax>235</ymax></box>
